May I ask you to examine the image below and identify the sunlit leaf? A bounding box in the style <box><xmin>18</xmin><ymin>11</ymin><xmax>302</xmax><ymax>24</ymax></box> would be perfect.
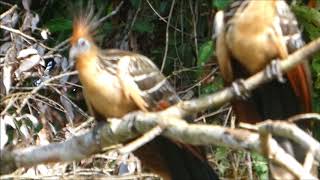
<box><xmin>17</xmin><ymin>48</ymin><xmax>38</xmax><ymax>59</ymax></box>
<box><xmin>197</xmin><ymin>40</ymin><xmax>215</xmax><ymax>83</ymax></box>
<box><xmin>198</xmin><ymin>40</ymin><xmax>214</xmax><ymax>67</ymax></box>
<box><xmin>41</xmin><ymin>29</ymin><xmax>49</xmax><ymax>40</ymax></box>
<box><xmin>292</xmin><ymin>5</ymin><xmax>320</xmax><ymax>40</ymax></box>
<box><xmin>312</xmin><ymin>55</ymin><xmax>320</xmax><ymax>74</ymax></box>
<box><xmin>201</xmin><ymin>76</ymin><xmax>224</xmax><ymax>95</ymax></box>
<box><xmin>3</xmin><ymin>64</ymin><xmax>12</xmax><ymax>95</ymax></box>
<box><xmin>20</xmin><ymin>124</ymin><xmax>31</xmax><ymax>139</ymax></box>
<box><xmin>0</xmin><ymin>116</ymin><xmax>14</xmax><ymax>149</ymax></box>
<box><xmin>251</xmin><ymin>153</ymin><xmax>269</xmax><ymax>179</ymax></box>
<box><xmin>16</xmin><ymin>114</ymin><xmax>40</xmax><ymax>127</ymax></box>
<box><xmin>15</xmin><ymin>54</ymin><xmax>41</xmax><ymax>78</ymax></box>
<box><xmin>212</xmin><ymin>0</ymin><xmax>232</xmax><ymax>10</ymax></box>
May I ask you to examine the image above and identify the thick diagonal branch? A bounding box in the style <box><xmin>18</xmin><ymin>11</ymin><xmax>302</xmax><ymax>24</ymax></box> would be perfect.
<box><xmin>1</xmin><ymin>37</ymin><xmax>320</xmax><ymax>178</ymax></box>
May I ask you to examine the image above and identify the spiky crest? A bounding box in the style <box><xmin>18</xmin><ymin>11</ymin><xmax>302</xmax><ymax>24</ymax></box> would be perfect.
<box><xmin>70</xmin><ymin>6</ymin><xmax>99</xmax><ymax>46</ymax></box>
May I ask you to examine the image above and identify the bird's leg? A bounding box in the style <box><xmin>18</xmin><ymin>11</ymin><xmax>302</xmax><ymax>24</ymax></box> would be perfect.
<box><xmin>265</xmin><ymin>59</ymin><xmax>286</xmax><ymax>83</ymax></box>
<box><xmin>93</xmin><ymin>117</ymin><xmax>108</xmax><ymax>149</ymax></box>
<box><xmin>231</xmin><ymin>79</ymin><xmax>251</xmax><ymax>100</ymax></box>
<box><xmin>92</xmin><ymin>121</ymin><xmax>104</xmax><ymax>149</ymax></box>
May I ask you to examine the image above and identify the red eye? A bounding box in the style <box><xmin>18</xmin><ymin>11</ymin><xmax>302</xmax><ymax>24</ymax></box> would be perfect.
<box><xmin>80</xmin><ymin>40</ymin><xmax>86</xmax><ymax>46</ymax></box>
<box><xmin>78</xmin><ymin>38</ymin><xmax>87</xmax><ymax>47</ymax></box>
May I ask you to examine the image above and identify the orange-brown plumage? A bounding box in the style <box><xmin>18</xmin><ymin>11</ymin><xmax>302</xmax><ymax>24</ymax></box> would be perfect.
<box><xmin>70</xmin><ymin>12</ymin><xmax>218</xmax><ymax>180</ymax></box>
<box><xmin>216</xmin><ymin>0</ymin><xmax>312</xmax><ymax>121</ymax></box>
<box><xmin>308</xmin><ymin>0</ymin><xmax>317</xmax><ymax>8</ymax></box>
<box><xmin>287</xmin><ymin>64</ymin><xmax>312</xmax><ymax>113</ymax></box>
<box><xmin>216</xmin><ymin>0</ymin><xmax>313</xmax><ymax>178</ymax></box>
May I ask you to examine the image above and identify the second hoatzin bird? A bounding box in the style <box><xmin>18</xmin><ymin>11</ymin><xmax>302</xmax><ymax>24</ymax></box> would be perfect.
<box><xmin>215</xmin><ymin>0</ymin><xmax>312</xmax><ymax>179</ymax></box>
<box><xmin>69</xmin><ymin>12</ymin><xmax>219</xmax><ymax>180</ymax></box>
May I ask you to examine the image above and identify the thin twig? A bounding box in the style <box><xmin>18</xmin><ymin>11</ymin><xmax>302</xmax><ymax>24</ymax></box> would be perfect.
<box><xmin>45</xmin><ymin>38</ymin><xmax>70</xmax><ymax>56</ymax></box>
<box><xmin>0</xmin><ymin>1</ymin><xmax>13</xmax><ymax>7</ymax></box>
<box><xmin>97</xmin><ymin>1</ymin><xmax>124</xmax><ymax>25</ymax></box>
<box><xmin>2</xmin><ymin>36</ymin><xmax>320</xmax><ymax>178</ymax></box>
<box><xmin>0</xmin><ymin>4</ymin><xmax>17</xmax><ymax>19</ymax></box>
<box><xmin>303</xmin><ymin>151</ymin><xmax>314</xmax><ymax>172</ymax></box>
<box><xmin>16</xmin><ymin>71</ymin><xmax>78</xmax><ymax>115</ymax></box>
<box><xmin>74</xmin><ymin>117</ymin><xmax>95</xmax><ymax>133</ymax></box>
<box><xmin>145</xmin><ymin>0</ymin><xmax>192</xmax><ymax>37</ymax></box>
<box><xmin>0</xmin><ymin>25</ymin><xmax>36</xmax><ymax>41</ymax></box>
<box><xmin>246</xmin><ymin>153</ymin><xmax>253</xmax><ymax>180</ymax></box>
<box><xmin>160</xmin><ymin>0</ymin><xmax>176</xmax><ymax>72</ymax></box>
<box><xmin>118</xmin><ymin>126</ymin><xmax>164</xmax><ymax>154</ymax></box>
<box><xmin>128</xmin><ymin>0</ymin><xmax>141</xmax><ymax>35</ymax></box>
<box><xmin>0</xmin><ymin>25</ymin><xmax>58</xmax><ymax>51</ymax></box>
<box><xmin>288</xmin><ymin>113</ymin><xmax>320</xmax><ymax>123</ymax></box>
<box><xmin>50</xmin><ymin>86</ymin><xmax>89</xmax><ymax>118</ymax></box>
<box><xmin>188</xmin><ymin>0</ymin><xmax>199</xmax><ymax>60</ymax></box>
<box><xmin>257</xmin><ymin>120</ymin><xmax>320</xmax><ymax>162</ymax></box>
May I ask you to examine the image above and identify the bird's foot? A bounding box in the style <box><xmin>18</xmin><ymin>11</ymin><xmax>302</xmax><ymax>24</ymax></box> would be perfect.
<box><xmin>266</xmin><ymin>59</ymin><xmax>286</xmax><ymax>83</ymax></box>
<box><xmin>231</xmin><ymin>79</ymin><xmax>250</xmax><ymax>100</ymax></box>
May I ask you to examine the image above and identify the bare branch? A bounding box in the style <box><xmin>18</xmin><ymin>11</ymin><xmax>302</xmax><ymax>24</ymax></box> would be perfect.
<box><xmin>161</xmin><ymin>37</ymin><xmax>320</xmax><ymax>119</ymax></box>
<box><xmin>1</xmin><ymin>115</ymin><xmax>317</xmax><ymax>179</ymax></box>
<box><xmin>0</xmin><ymin>5</ymin><xmax>17</xmax><ymax>19</ymax></box>
<box><xmin>257</xmin><ymin>120</ymin><xmax>320</xmax><ymax>163</ymax></box>
<box><xmin>2</xmin><ymin>24</ymin><xmax>320</xmax><ymax>179</ymax></box>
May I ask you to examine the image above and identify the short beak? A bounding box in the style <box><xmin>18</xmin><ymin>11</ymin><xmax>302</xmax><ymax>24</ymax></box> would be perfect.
<box><xmin>69</xmin><ymin>46</ymin><xmax>77</xmax><ymax>61</ymax></box>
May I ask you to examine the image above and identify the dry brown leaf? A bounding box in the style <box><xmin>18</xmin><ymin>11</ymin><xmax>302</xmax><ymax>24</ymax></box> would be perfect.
<box><xmin>15</xmin><ymin>48</ymin><xmax>43</xmax><ymax>79</ymax></box>
<box><xmin>2</xmin><ymin>64</ymin><xmax>12</xmax><ymax>94</ymax></box>
<box><xmin>17</xmin><ymin>48</ymin><xmax>38</xmax><ymax>59</ymax></box>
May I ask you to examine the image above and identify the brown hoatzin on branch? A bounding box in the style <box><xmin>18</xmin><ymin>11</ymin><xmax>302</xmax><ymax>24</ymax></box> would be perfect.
<box><xmin>69</xmin><ymin>11</ymin><xmax>219</xmax><ymax>180</ymax></box>
<box><xmin>215</xmin><ymin>0</ymin><xmax>313</xmax><ymax>179</ymax></box>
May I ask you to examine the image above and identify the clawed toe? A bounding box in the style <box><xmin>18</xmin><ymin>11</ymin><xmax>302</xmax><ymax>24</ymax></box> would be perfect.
<box><xmin>232</xmin><ymin>79</ymin><xmax>250</xmax><ymax>100</ymax></box>
<box><xmin>266</xmin><ymin>60</ymin><xmax>286</xmax><ymax>83</ymax></box>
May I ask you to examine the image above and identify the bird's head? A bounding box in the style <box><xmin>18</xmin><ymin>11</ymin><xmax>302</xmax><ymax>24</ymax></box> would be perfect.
<box><xmin>69</xmin><ymin>14</ymin><xmax>97</xmax><ymax>61</ymax></box>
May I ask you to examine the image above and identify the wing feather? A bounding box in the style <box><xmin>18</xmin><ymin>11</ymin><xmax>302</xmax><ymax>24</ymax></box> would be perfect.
<box><xmin>275</xmin><ymin>0</ymin><xmax>312</xmax><ymax>112</ymax></box>
<box><xmin>99</xmin><ymin>49</ymin><xmax>179</xmax><ymax>112</ymax></box>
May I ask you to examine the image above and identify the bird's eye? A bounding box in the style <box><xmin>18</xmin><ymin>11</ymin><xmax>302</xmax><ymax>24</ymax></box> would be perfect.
<box><xmin>77</xmin><ymin>38</ymin><xmax>88</xmax><ymax>48</ymax></box>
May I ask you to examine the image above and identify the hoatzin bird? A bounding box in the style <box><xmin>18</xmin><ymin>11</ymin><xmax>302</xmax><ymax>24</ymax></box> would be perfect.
<box><xmin>69</xmin><ymin>13</ymin><xmax>219</xmax><ymax>180</ymax></box>
<box><xmin>215</xmin><ymin>0</ymin><xmax>313</xmax><ymax>179</ymax></box>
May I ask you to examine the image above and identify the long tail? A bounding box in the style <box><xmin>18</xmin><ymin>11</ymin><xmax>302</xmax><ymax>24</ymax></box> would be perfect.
<box><xmin>135</xmin><ymin>137</ymin><xmax>219</xmax><ymax>180</ymax></box>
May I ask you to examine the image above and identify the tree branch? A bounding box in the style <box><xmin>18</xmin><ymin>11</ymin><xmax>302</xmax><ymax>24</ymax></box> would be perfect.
<box><xmin>1</xmin><ymin>32</ymin><xmax>320</xmax><ymax>178</ymax></box>
<box><xmin>1</xmin><ymin>115</ymin><xmax>318</xmax><ymax>179</ymax></box>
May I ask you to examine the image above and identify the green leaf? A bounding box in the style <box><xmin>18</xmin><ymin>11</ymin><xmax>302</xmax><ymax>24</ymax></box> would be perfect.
<box><xmin>251</xmin><ymin>153</ymin><xmax>269</xmax><ymax>180</ymax></box>
<box><xmin>106</xmin><ymin>3</ymin><xmax>113</xmax><ymax>14</ymax></box>
<box><xmin>101</xmin><ymin>21</ymin><xmax>113</xmax><ymax>33</ymax></box>
<box><xmin>197</xmin><ymin>40</ymin><xmax>215</xmax><ymax>81</ymax></box>
<box><xmin>201</xmin><ymin>77</ymin><xmax>224</xmax><ymax>95</ymax></box>
<box><xmin>312</xmin><ymin>55</ymin><xmax>320</xmax><ymax>74</ymax></box>
<box><xmin>130</xmin><ymin>0</ymin><xmax>141</xmax><ymax>9</ymax></box>
<box><xmin>198</xmin><ymin>40</ymin><xmax>214</xmax><ymax>67</ymax></box>
<box><xmin>46</xmin><ymin>18</ymin><xmax>72</xmax><ymax>33</ymax></box>
<box><xmin>212</xmin><ymin>0</ymin><xmax>231</xmax><ymax>10</ymax></box>
<box><xmin>292</xmin><ymin>5</ymin><xmax>320</xmax><ymax>40</ymax></box>
<box><xmin>214</xmin><ymin>147</ymin><xmax>231</xmax><ymax>175</ymax></box>
<box><xmin>132</xmin><ymin>20</ymin><xmax>154</xmax><ymax>33</ymax></box>
<box><xmin>313</xmin><ymin>92</ymin><xmax>320</xmax><ymax>113</ymax></box>
<box><xmin>159</xmin><ymin>1</ymin><xmax>169</xmax><ymax>14</ymax></box>
<box><xmin>315</xmin><ymin>74</ymin><xmax>320</xmax><ymax>89</ymax></box>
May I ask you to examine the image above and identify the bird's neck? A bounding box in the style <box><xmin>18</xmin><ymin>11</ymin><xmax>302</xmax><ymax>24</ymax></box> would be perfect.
<box><xmin>76</xmin><ymin>46</ymin><xmax>99</xmax><ymax>71</ymax></box>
